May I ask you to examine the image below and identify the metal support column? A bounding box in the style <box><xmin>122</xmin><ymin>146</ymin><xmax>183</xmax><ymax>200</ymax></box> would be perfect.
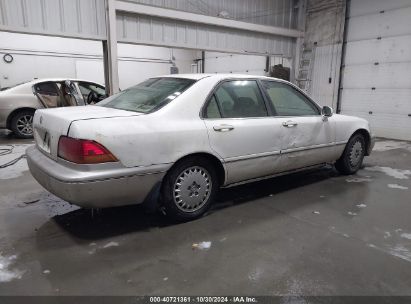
<box><xmin>293</xmin><ymin>0</ymin><xmax>307</xmax><ymax>84</ymax></box>
<box><xmin>104</xmin><ymin>0</ymin><xmax>119</xmax><ymax>95</ymax></box>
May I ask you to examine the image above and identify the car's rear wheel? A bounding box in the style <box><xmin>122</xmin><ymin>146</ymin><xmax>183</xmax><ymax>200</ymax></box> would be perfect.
<box><xmin>161</xmin><ymin>157</ymin><xmax>218</xmax><ymax>222</ymax></box>
<box><xmin>335</xmin><ymin>133</ymin><xmax>366</xmax><ymax>175</ymax></box>
<box><xmin>10</xmin><ymin>110</ymin><xmax>35</xmax><ymax>139</ymax></box>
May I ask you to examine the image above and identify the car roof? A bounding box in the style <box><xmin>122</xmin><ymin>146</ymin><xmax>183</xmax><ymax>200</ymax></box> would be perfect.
<box><xmin>26</xmin><ymin>78</ymin><xmax>103</xmax><ymax>86</ymax></box>
<box><xmin>159</xmin><ymin>73</ymin><xmax>282</xmax><ymax>81</ymax></box>
<box><xmin>0</xmin><ymin>78</ymin><xmax>104</xmax><ymax>95</ymax></box>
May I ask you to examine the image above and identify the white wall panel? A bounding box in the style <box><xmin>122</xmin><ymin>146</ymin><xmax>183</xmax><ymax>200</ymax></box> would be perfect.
<box><xmin>349</xmin><ymin>0</ymin><xmax>411</xmax><ymax>17</ymax></box>
<box><xmin>76</xmin><ymin>60</ymin><xmax>105</xmax><ymax>85</ymax></box>
<box><xmin>0</xmin><ymin>32</ymin><xmax>197</xmax><ymax>90</ymax></box>
<box><xmin>341</xmin><ymin>1</ymin><xmax>411</xmax><ymax>140</ymax></box>
<box><xmin>346</xmin><ymin>6</ymin><xmax>411</xmax><ymax>41</ymax></box>
<box><xmin>204</xmin><ymin>52</ymin><xmax>267</xmax><ymax>75</ymax></box>
<box><xmin>341</xmin><ymin>89</ymin><xmax>411</xmax><ymax>115</ymax></box>
<box><xmin>342</xmin><ymin>63</ymin><xmax>411</xmax><ymax>89</ymax></box>
<box><xmin>344</xmin><ymin>36</ymin><xmax>411</xmax><ymax>65</ymax></box>
<box><xmin>204</xmin><ymin>52</ymin><xmax>292</xmax><ymax>76</ymax></box>
<box><xmin>342</xmin><ymin>110</ymin><xmax>411</xmax><ymax>141</ymax></box>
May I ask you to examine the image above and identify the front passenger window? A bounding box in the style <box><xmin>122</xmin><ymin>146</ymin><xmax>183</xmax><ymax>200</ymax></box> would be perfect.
<box><xmin>262</xmin><ymin>81</ymin><xmax>319</xmax><ymax>116</ymax></box>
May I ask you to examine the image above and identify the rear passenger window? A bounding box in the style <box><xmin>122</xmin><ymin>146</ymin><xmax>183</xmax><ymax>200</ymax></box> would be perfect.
<box><xmin>205</xmin><ymin>80</ymin><xmax>268</xmax><ymax>118</ymax></box>
<box><xmin>206</xmin><ymin>95</ymin><xmax>221</xmax><ymax>118</ymax></box>
<box><xmin>33</xmin><ymin>82</ymin><xmax>59</xmax><ymax>96</ymax></box>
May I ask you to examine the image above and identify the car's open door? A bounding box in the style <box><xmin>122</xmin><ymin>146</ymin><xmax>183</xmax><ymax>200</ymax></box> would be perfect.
<box><xmin>64</xmin><ymin>80</ymin><xmax>85</xmax><ymax>106</ymax></box>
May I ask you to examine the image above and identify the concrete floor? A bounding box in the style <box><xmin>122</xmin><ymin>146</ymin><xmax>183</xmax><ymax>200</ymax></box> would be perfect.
<box><xmin>0</xmin><ymin>129</ymin><xmax>411</xmax><ymax>296</ymax></box>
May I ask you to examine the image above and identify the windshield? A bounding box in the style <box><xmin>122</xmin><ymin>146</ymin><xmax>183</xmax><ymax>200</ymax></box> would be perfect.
<box><xmin>98</xmin><ymin>77</ymin><xmax>195</xmax><ymax>113</ymax></box>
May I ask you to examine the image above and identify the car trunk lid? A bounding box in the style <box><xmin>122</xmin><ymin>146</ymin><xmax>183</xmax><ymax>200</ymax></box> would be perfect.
<box><xmin>33</xmin><ymin>106</ymin><xmax>141</xmax><ymax>160</ymax></box>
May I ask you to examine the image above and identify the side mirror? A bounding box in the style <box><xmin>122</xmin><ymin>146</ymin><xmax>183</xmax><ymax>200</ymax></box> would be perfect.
<box><xmin>321</xmin><ymin>106</ymin><xmax>333</xmax><ymax>118</ymax></box>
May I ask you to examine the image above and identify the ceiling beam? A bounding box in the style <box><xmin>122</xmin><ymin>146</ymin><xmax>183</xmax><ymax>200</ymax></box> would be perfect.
<box><xmin>116</xmin><ymin>1</ymin><xmax>304</xmax><ymax>39</ymax></box>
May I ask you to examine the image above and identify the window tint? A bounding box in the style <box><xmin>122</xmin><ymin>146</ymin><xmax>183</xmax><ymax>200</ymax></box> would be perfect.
<box><xmin>99</xmin><ymin>78</ymin><xmax>195</xmax><ymax>113</ymax></box>
<box><xmin>34</xmin><ymin>82</ymin><xmax>59</xmax><ymax>96</ymax></box>
<box><xmin>209</xmin><ymin>80</ymin><xmax>267</xmax><ymax>118</ymax></box>
<box><xmin>262</xmin><ymin>81</ymin><xmax>319</xmax><ymax>116</ymax></box>
<box><xmin>33</xmin><ymin>82</ymin><xmax>60</xmax><ymax>108</ymax></box>
<box><xmin>77</xmin><ymin>82</ymin><xmax>105</xmax><ymax>96</ymax></box>
<box><xmin>206</xmin><ymin>95</ymin><xmax>221</xmax><ymax>118</ymax></box>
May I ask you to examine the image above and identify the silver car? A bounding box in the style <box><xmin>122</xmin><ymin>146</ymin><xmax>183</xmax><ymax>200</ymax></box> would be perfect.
<box><xmin>27</xmin><ymin>74</ymin><xmax>374</xmax><ymax>221</ymax></box>
<box><xmin>0</xmin><ymin>78</ymin><xmax>106</xmax><ymax>138</ymax></box>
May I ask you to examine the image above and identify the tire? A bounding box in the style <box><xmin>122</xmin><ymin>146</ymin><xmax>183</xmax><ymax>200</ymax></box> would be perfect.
<box><xmin>161</xmin><ymin>157</ymin><xmax>219</xmax><ymax>222</ymax></box>
<box><xmin>10</xmin><ymin>110</ymin><xmax>35</xmax><ymax>139</ymax></box>
<box><xmin>335</xmin><ymin>133</ymin><xmax>366</xmax><ymax>175</ymax></box>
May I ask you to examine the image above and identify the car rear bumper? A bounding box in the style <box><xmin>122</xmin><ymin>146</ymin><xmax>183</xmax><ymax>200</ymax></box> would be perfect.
<box><xmin>26</xmin><ymin>146</ymin><xmax>169</xmax><ymax>208</ymax></box>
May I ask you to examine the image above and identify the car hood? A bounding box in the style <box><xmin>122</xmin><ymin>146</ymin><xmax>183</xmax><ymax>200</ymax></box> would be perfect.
<box><xmin>33</xmin><ymin>106</ymin><xmax>141</xmax><ymax>160</ymax></box>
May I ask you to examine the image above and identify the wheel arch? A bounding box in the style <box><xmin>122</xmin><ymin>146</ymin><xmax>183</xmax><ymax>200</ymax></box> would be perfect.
<box><xmin>166</xmin><ymin>152</ymin><xmax>226</xmax><ymax>186</ymax></box>
<box><xmin>351</xmin><ymin>128</ymin><xmax>372</xmax><ymax>156</ymax></box>
<box><xmin>6</xmin><ymin>107</ymin><xmax>36</xmax><ymax>129</ymax></box>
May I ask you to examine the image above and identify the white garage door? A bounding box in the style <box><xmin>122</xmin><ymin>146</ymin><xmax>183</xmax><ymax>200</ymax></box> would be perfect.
<box><xmin>340</xmin><ymin>0</ymin><xmax>411</xmax><ymax>140</ymax></box>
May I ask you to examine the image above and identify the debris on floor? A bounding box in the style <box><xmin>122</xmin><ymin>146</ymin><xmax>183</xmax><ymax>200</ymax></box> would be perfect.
<box><xmin>102</xmin><ymin>242</ymin><xmax>119</xmax><ymax>249</ymax></box>
<box><xmin>345</xmin><ymin>177</ymin><xmax>372</xmax><ymax>183</ymax></box>
<box><xmin>0</xmin><ymin>254</ymin><xmax>23</xmax><ymax>282</ymax></box>
<box><xmin>387</xmin><ymin>184</ymin><xmax>409</xmax><ymax>190</ymax></box>
<box><xmin>387</xmin><ymin>245</ymin><xmax>411</xmax><ymax>263</ymax></box>
<box><xmin>312</xmin><ymin>211</ymin><xmax>320</xmax><ymax>215</ymax></box>
<box><xmin>400</xmin><ymin>233</ymin><xmax>411</xmax><ymax>240</ymax></box>
<box><xmin>373</xmin><ymin>141</ymin><xmax>411</xmax><ymax>152</ymax></box>
<box><xmin>365</xmin><ymin>166</ymin><xmax>411</xmax><ymax>179</ymax></box>
<box><xmin>192</xmin><ymin>241</ymin><xmax>212</xmax><ymax>250</ymax></box>
<box><xmin>356</xmin><ymin>203</ymin><xmax>367</xmax><ymax>208</ymax></box>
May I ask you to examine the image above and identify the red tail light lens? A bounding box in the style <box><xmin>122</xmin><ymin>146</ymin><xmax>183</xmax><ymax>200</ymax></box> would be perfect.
<box><xmin>58</xmin><ymin>136</ymin><xmax>118</xmax><ymax>164</ymax></box>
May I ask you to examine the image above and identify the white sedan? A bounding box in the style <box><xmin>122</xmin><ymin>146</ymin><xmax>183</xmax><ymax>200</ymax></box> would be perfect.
<box><xmin>27</xmin><ymin>74</ymin><xmax>374</xmax><ymax>221</ymax></box>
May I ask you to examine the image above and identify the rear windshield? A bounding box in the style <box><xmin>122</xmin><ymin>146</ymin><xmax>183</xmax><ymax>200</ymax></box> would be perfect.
<box><xmin>98</xmin><ymin>77</ymin><xmax>195</xmax><ymax>113</ymax></box>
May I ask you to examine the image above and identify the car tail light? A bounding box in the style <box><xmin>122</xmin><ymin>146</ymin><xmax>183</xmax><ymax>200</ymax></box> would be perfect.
<box><xmin>58</xmin><ymin>136</ymin><xmax>118</xmax><ymax>164</ymax></box>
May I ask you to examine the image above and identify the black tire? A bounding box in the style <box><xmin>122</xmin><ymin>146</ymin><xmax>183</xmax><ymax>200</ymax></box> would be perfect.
<box><xmin>161</xmin><ymin>157</ymin><xmax>219</xmax><ymax>222</ymax></box>
<box><xmin>335</xmin><ymin>133</ymin><xmax>366</xmax><ymax>175</ymax></box>
<box><xmin>10</xmin><ymin>110</ymin><xmax>35</xmax><ymax>139</ymax></box>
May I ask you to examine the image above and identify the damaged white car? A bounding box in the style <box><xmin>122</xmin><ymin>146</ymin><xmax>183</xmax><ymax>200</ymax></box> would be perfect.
<box><xmin>27</xmin><ymin>74</ymin><xmax>374</xmax><ymax>221</ymax></box>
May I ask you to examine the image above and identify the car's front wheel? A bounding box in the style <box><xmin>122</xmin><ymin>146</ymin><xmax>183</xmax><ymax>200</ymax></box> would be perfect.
<box><xmin>335</xmin><ymin>133</ymin><xmax>366</xmax><ymax>175</ymax></box>
<box><xmin>161</xmin><ymin>157</ymin><xmax>218</xmax><ymax>222</ymax></box>
<box><xmin>10</xmin><ymin>110</ymin><xmax>35</xmax><ymax>139</ymax></box>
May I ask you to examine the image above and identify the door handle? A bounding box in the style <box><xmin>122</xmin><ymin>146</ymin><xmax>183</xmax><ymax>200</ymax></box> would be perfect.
<box><xmin>282</xmin><ymin>120</ymin><xmax>298</xmax><ymax>128</ymax></box>
<box><xmin>213</xmin><ymin>124</ymin><xmax>235</xmax><ymax>132</ymax></box>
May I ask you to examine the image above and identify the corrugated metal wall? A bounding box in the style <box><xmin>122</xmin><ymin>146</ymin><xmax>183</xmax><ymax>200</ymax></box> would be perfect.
<box><xmin>116</xmin><ymin>12</ymin><xmax>295</xmax><ymax>56</ymax></box>
<box><xmin>0</xmin><ymin>0</ymin><xmax>106</xmax><ymax>40</ymax></box>
<box><xmin>340</xmin><ymin>0</ymin><xmax>411</xmax><ymax>140</ymax></box>
<box><xmin>0</xmin><ymin>0</ymin><xmax>298</xmax><ymax>57</ymax></box>
<box><xmin>127</xmin><ymin>0</ymin><xmax>297</xmax><ymax>28</ymax></box>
